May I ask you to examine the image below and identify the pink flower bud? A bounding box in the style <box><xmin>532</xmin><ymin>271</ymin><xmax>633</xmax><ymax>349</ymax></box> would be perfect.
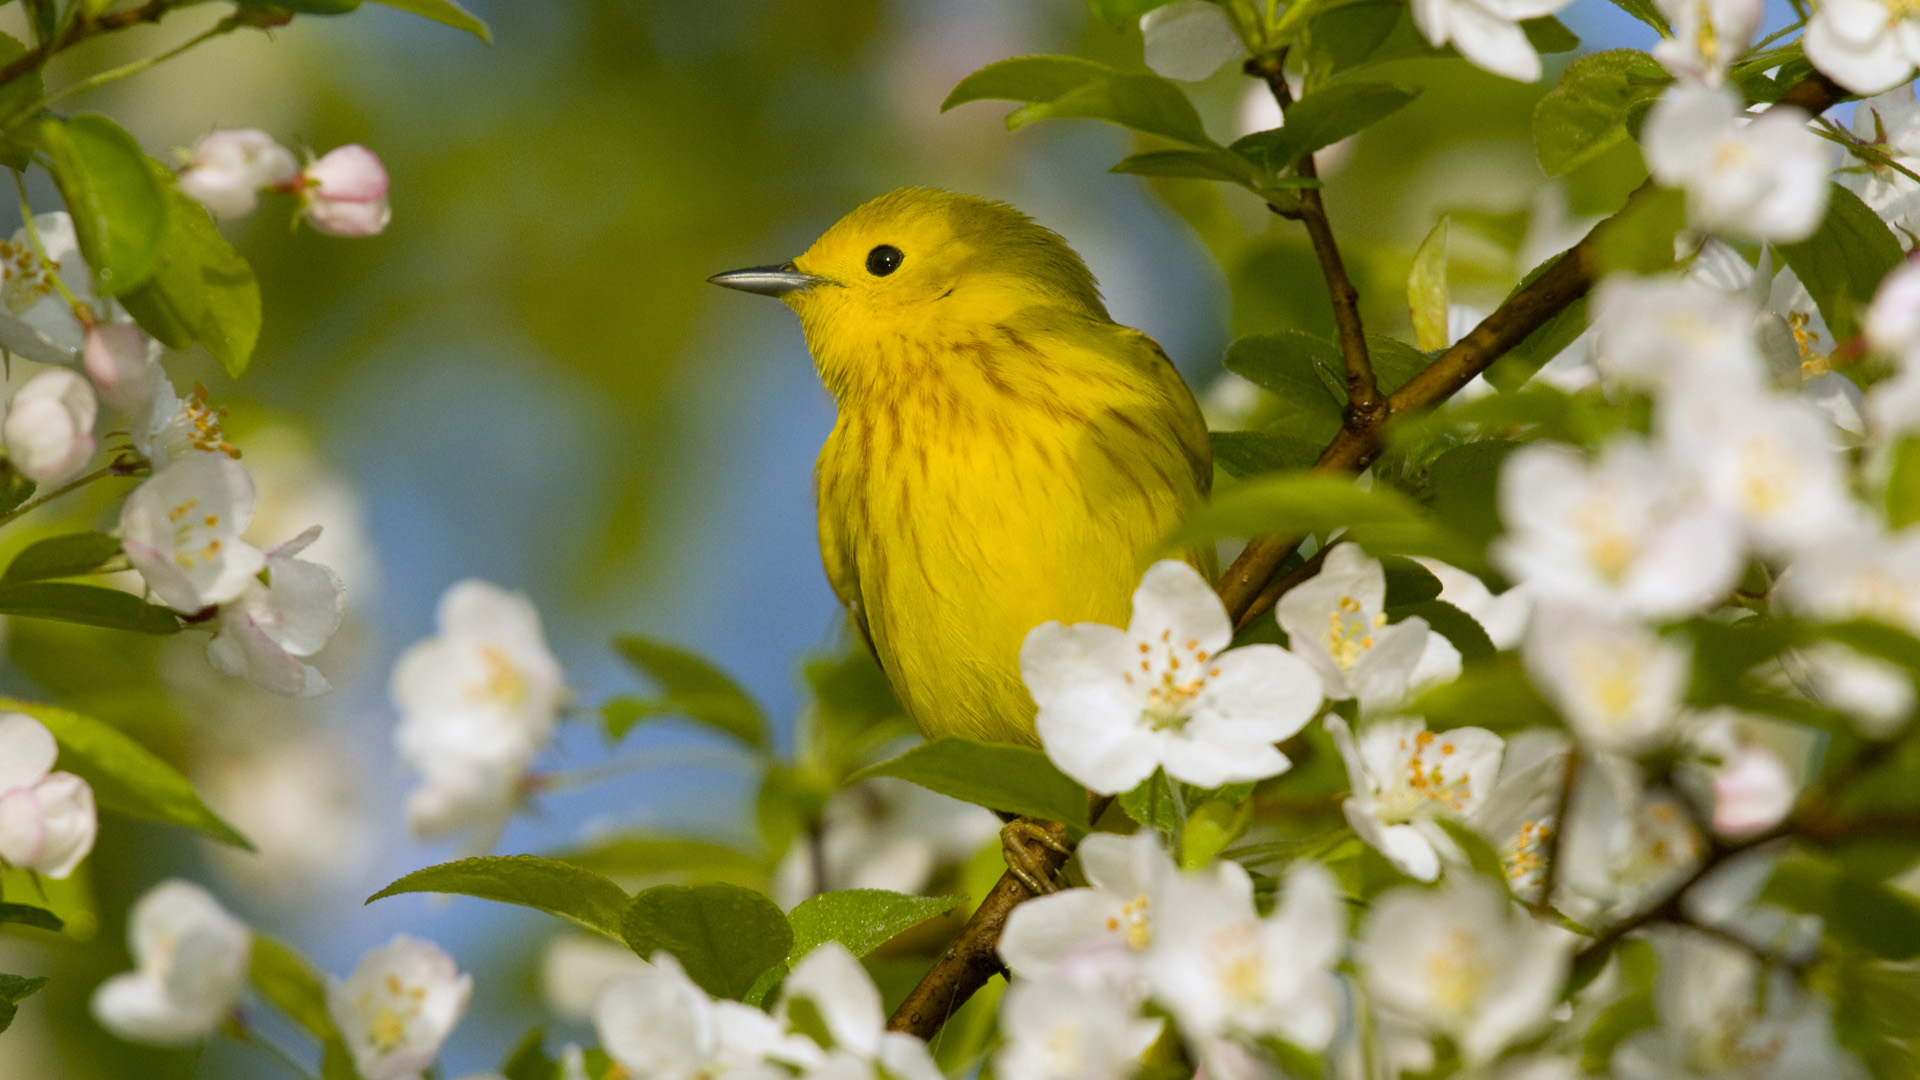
<box><xmin>5</xmin><ymin>367</ymin><xmax>97</xmax><ymax>485</ymax></box>
<box><xmin>178</xmin><ymin>129</ymin><xmax>298</xmax><ymax>220</ymax></box>
<box><xmin>83</xmin><ymin>322</ymin><xmax>162</xmax><ymax>415</ymax></box>
<box><xmin>302</xmin><ymin>145</ymin><xmax>391</xmax><ymax>237</ymax></box>
<box><xmin>1710</xmin><ymin>743</ymin><xmax>1795</xmax><ymax>836</ymax></box>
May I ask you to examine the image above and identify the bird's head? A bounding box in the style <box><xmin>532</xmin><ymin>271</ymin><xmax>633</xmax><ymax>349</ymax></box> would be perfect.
<box><xmin>710</xmin><ymin>188</ymin><xmax>1108</xmax><ymax>397</ymax></box>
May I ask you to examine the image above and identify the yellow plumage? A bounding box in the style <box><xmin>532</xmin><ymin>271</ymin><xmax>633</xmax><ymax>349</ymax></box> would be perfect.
<box><xmin>720</xmin><ymin>188</ymin><xmax>1212</xmax><ymax>746</ymax></box>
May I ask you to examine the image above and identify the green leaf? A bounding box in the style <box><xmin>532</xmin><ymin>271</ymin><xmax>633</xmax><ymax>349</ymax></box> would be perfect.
<box><xmin>852</xmin><ymin>736</ymin><xmax>1090</xmax><ymax>827</ymax></box>
<box><xmin>1110</xmin><ymin>148</ymin><xmax>1259</xmax><ymax>188</ymax></box>
<box><xmin>501</xmin><ymin>1027</ymin><xmax>555</xmax><ymax>1080</ymax></box>
<box><xmin>1522</xmin><ymin>15</ymin><xmax>1581</xmax><ymax>52</ymax></box>
<box><xmin>1605</xmin><ymin>0</ymin><xmax>1672</xmax><ymax>33</ymax></box>
<box><xmin>943</xmin><ymin>56</ymin><xmax>1211</xmax><ymax>146</ymax></box>
<box><xmin>1159</xmin><ymin>472</ymin><xmax>1485</xmax><ymax>569</ymax></box>
<box><xmin>1231</xmin><ymin>81</ymin><xmax>1420</xmax><ymax>172</ymax></box>
<box><xmin>1302</xmin><ymin>0</ymin><xmax>1406</xmax><ymax>75</ymax></box>
<box><xmin>0</xmin><ymin>34</ymin><xmax>43</xmax><ymax>136</ymax></box>
<box><xmin>35</xmin><ymin>115</ymin><xmax>167</xmax><ymax>296</ymax></box>
<box><xmin>2</xmin><ymin>532</ymin><xmax>122</xmax><ymax>583</ymax></box>
<box><xmin>267</xmin><ymin>0</ymin><xmax>362</xmax><ymax>11</ymax></box>
<box><xmin>610</xmin><ymin>634</ymin><xmax>768</xmax><ymax>749</ymax></box>
<box><xmin>1396</xmin><ymin>599</ymin><xmax>1498</xmax><ymax>664</ymax></box>
<box><xmin>1433</xmin><ymin>818</ymin><xmax>1508</xmax><ymax>886</ymax></box>
<box><xmin>0</xmin><ymin>902</ymin><xmax>61</xmax><ymax>932</ymax></box>
<box><xmin>1380</xmin><ymin>554</ymin><xmax>1443</xmax><ymax>607</ymax></box>
<box><xmin>1409</xmin><ymin>215</ymin><xmax>1450</xmax><ymax>351</ymax></box>
<box><xmin>1119</xmin><ymin>769</ymin><xmax>1182</xmax><ymax>833</ymax></box>
<box><xmin>371</xmin><ymin>0</ymin><xmax>492</xmax><ymax>41</ymax></box>
<box><xmin>249</xmin><ymin>935</ymin><xmax>362</xmax><ymax>1080</ymax></box>
<box><xmin>1209</xmin><ymin>430</ymin><xmax>1324</xmax><ymax>477</ymax></box>
<box><xmin>0</xmin><ymin>581</ymin><xmax>180</xmax><ymax>634</ymax></box>
<box><xmin>369</xmin><ymin>856</ymin><xmax>632</xmax><ymax>941</ymax></box>
<box><xmin>1221</xmin><ymin>331</ymin><xmax>1346</xmax><ymax>445</ymax></box>
<box><xmin>1836</xmin><ymin>872</ymin><xmax>1920</xmax><ymax>959</ymax></box>
<box><xmin>1087</xmin><ymin>0</ymin><xmax>1180</xmax><ymax>25</ymax></box>
<box><xmin>943</xmin><ymin>56</ymin><xmax>1112</xmax><ymax>111</ymax></box>
<box><xmin>621</xmin><ymin>883</ymin><xmax>792</xmax><ymax>1000</ymax></box>
<box><xmin>2</xmin><ymin>697</ymin><xmax>250</xmax><ymax>848</ymax></box>
<box><xmin>0</xmin><ymin>466</ymin><xmax>33</xmax><ymax>516</ymax></box>
<box><xmin>0</xmin><ymin>972</ymin><xmax>47</xmax><ymax>1034</ymax></box>
<box><xmin>1409</xmin><ymin>661</ymin><xmax>1558</xmax><ymax>732</ymax></box>
<box><xmin>549</xmin><ymin>832</ymin><xmax>767</xmax><ymax>889</ymax></box>
<box><xmin>1779</xmin><ymin>183</ymin><xmax>1905</xmax><ymax>341</ymax></box>
<box><xmin>1594</xmin><ymin>186</ymin><xmax>1687</xmax><ymax>275</ymax></box>
<box><xmin>1533</xmin><ymin>50</ymin><xmax>1668</xmax><ymax>177</ymax></box>
<box><xmin>1366</xmin><ymin>335</ymin><xmax>1431</xmax><ymax>395</ymax></box>
<box><xmin>1887</xmin><ymin>437</ymin><xmax>1920</xmax><ymax>528</ymax></box>
<box><xmin>804</xmin><ymin>644</ymin><xmax>905</xmax><ymax>748</ymax></box>
<box><xmin>1486</xmin><ymin>295</ymin><xmax>1589</xmax><ymax>391</ymax></box>
<box><xmin>784</xmin><ymin>889</ymin><xmax>966</xmax><ymax>964</ymax></box>
<box><xmin>1425</xmin><ymin>439</ymin><xmax>1522</xmax><ymax>550</ymax></box>
<box><xmin>119</xmin><ymin>165</ymin><xmax>261</xmax><ymax>378</ymax></box>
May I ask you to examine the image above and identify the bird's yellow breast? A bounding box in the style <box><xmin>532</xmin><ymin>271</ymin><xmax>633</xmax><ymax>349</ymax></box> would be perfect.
<box><xmin>813</xmin><ymin>310</ymin><xmax>1211</xmax><ymax>745</ymax></box>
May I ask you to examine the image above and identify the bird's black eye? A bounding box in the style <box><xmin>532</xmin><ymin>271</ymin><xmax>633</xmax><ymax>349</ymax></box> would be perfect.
<box><xmin>866</xmin><ymin>244</ymin><xmax>903</xmax><ymax>277</ymax></box>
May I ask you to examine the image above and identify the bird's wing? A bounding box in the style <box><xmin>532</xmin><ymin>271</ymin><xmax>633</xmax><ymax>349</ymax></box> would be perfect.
<box><xmin>815</xmin><ymin>474</ymin><xmax>878</xmax><ymax>658</ymax></box>
<box><xmin>1126</xmin><ymin>329</ymin><xmax>1215</xmax><ymax>498</ymax></box>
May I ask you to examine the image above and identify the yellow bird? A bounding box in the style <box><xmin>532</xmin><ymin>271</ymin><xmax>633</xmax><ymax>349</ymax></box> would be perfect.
<box><xmin>711</xmin><ymin>188</ymin><xmax>1212</xmax><ymax>749</ymax></box>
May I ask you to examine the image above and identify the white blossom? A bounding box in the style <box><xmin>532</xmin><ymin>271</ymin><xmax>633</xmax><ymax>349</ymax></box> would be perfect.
<box><xmin>1358</xmin><ymin>876</ymin><xmax>1572</xmax><ymax>1063</ymax></box>
<box><xmin>119</xmin><ymin>452</ymin><xmax>266</xmax><ymax>614</ymax></box>
<box><xmin>541</xmin><ymin>935</ymin><xmax>652</xmax><ymax>1024</ymax></box>
<box><xmin>1867</xmin><ymin>258</ymin><xmax>1920</xmax><ymax>362</ymax></box>
<box><xmin>595</xmin><ymin>952</ymin><xmax>790</xmax><ymax>1080</ymax></box>
<box><xmin>1468</xmin><ymin>732</ymin><xmax>1571</xmax><ymax>902</ymax></box>
<box><xmin>1643</xmin><ymin>84</ymin><xmax>1830</xmax><ymax>243</ymax></box>
<box><xmin>4</xmin><ymin>367</ymin><xmax>96</xmax><ymax>485</ymax></box>
<box><xmin>1276</xmin><ymin>544</ymin><xmax>1460</xmax><ymax>713</ymax></box>
<box><xmin>1651</xmin><ymin>0</ymin><xmax>1762</xmax><ymax>84</ymax></box>
<box><xmin>1141</xmin><ymin>1</ymin><xmax>1242</xmax><ymax>81</ymax></box>
<box><xmin>90</xmin><ymin>880</ymin><xmax>250</xmax><ymax>1044</ymax></box>
<box><xmin>1494</xmin><ymin>439</ymin><xmax>1742</xmax><ymax>618</ymax></box>
<box><xmin>773</xmin><ymin>776</ymin><xmax>999</xmax><ymax>908</ymax></box>
<box><xmin>205</xmin><ymin>525</ymin><xmax>346</xmax><ymax>697</ymax></box>
<box><xmin>392</xmin><ymin>579</ymin><xmax>565</xmax><ymax>841</ymax></box>
<box><xmin>177</xmin><ymin>129</ymin><xmax>298</xmax><ymax>220</ymax></box>
<box><xmin>327</xmin><ymin>935</ymin><xmax>472</xmax><ymax>1080</ymax></box>
<box><xmin>773</xmin><ymin>943</ymin><xmax>941</xmax><ymax>1080</ymax></box>
<box><xmin>1022</xmin><ymin>560</ymin><xmax>1323</xmax><ymax>795</ymax></box>
<box><xmin>1843</xmin><ymin>85</ymin><xmax>1920</xmax><ymax>237</ymax></box>
<box><xmin>82</xmin><ymin>322</ymin><xmax>163</xmax><ymax>416</ymax></box>
<box><xmin>1524</xmin><ymin>604</ymin><xmax>1691</xmax><ymax>753</ymax></box>
<box><xmin>1328</xmin><ymin>715</ymin><xmax>1505</xmax><ymax>881</ymax></box>
<box><xmin>994</xmin><ymin>975</ymin><xmax>1161</xmax><ymax>1080</ymax></box>
<box><xmin>1559</xmin><ymin>757</ymin><xmax>1705</xmax><ymax>917</ymax></box>
<box><xmin>1410</xmin><ymin>0</ymin><xmax>1571</xmax><ymax>82</ymax></box>
<box><xmin>0</xmin><ymin>213</ymin><xmax>97</xmax><ymax>366</ymax></box>
<box><xmin>1806</xmin><ymin>0</ymin><xmax>1920</xmax><ymax>95</ymax></box>
<box><xmin>1706</xmin><ymin>740</ymin><xmax>1795</xmax><ymax>837</ymax></box>
<box><xmin>1786</xmin><ymin>642</ymin><xmax>1914</xmax><ymax>738</ymax></box>
<box><xmin>302</xmin><ymin>145</ymin><xmax>392</xmax><ymax>237</ymax></box>
<box><xmin>1591</xmin><ymin>272</ymin><xmax>1766</xmax><ymax>392</ymax></box>
<box><xmin>133</xmin><ymin>380</ymin><xmax>243</xmax><ymax>467</ymax></box>
<box><xmin>0</xmin><ymin>712</ymin><xmax>95</xmax><ymax>878</ymax></box>
<box><xmin>998</xmin><ymin>829</ymin><xmax>1188</xmax><ymax>995</ymax></box>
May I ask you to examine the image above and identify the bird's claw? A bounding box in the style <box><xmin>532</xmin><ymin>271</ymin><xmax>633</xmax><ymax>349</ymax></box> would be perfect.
<box><xmin>1000</xmin><ymin>819</ymin><xmax>1072</xmax><ymax>895</ymax></box>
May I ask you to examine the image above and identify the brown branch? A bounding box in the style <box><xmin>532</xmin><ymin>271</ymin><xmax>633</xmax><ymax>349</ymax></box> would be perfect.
<box><xmin>886</xmin><ymin>67</ymin><xmax>1854</xmax><ymax>1045</ymax></box>
<box><xmin>0</xmin><ymin>0</ymin><xmax>176</xmax><ymax>91</ymax></box>
<box><xmin>1244</xmin><ymin>55</ymin><xmax>1383</xmax><ymax>434</ymax></box>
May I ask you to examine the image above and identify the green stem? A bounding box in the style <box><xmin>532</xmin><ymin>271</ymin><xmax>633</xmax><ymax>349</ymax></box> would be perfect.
<box><xmin>1814</xmin><ymin>116</ymin><xmax>1920</xmax><ymax>188</ymax></box>
<box><xmin>44</xmin><ymin>17</ymin><xmax>239</xmax><ymax>106</ymax></box>
<box><xmin>0</xmin><ymin>461</ymin><xmax>136</xmax><ymax>528</ymax></box>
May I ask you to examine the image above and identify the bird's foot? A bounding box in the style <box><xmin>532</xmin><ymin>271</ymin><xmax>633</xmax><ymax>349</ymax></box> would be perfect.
<box><xmin>1000</xmin><ymin>818</ymin><xmax>1073</xmax><ymax>895</ymax></box>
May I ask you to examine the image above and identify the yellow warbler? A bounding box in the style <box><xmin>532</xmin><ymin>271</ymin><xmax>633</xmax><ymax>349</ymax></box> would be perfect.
<box><xmin>712</xmin><ymin>188</ymin><xmax>1212</xmax><ymax>747</ymax></box>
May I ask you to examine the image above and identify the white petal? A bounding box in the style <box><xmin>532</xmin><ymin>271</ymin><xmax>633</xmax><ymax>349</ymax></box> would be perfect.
<box><xmin>1035</xmin><ymin>682</ymin><xmax>1158</xmax><ymax>795</ymax></box>
<box><xmin>1128</xmin><ymin>560</ymin><xmax>1232</xmax><ymax>656</ymax></box>
<box><xmin>27</xmin><ymin>772</ymin><xmax>94</xmax><ymax>877</ymax></box>
<box><xmin>1019</xmin><ymin>621</ymin><xmax>1132</xmax><ymax>710</ymax></box>
<box><xmin>0</xmin><ymin>712</ymin><xmax>56</xmax><ymax>790</ymax></box>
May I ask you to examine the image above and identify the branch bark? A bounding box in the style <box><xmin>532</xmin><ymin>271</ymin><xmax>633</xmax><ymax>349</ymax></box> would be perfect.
<box><xmin>886</xmin><ymin>68</ymin><xmax>1852</xmax><ymax>1043</ymax></box>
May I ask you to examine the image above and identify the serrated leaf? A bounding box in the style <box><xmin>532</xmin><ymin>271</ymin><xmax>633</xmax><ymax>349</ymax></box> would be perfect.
<box><xmin>1007</xmin><ymin>73</ymin><xmax>1211</xmax><ymax>145</ymax></box>
<box><xmin>784</xmin><ymin>889</ymin><xmax>966</xmax><ymax>965</ymax></box>
<box><xmin>0</xmin><ymin>902</ymin><xmax>60</xmax><ymax>931</ymax></box>
<box><xmin>1303</xmin><ymin>0</ymin><xmax>1405</xmax><ymax>75</ymax></box>
<box><xmin>368</xmin><ymin>856</ymin><xmax>632</xmax><ymax>942</ymax></box>
<box><xmin>1779</xmin><ymin>183</ymin><xmax>1904</xmax><ymax>341</ymax></box>
<box><xmin>943</xmin><ymin>56</ymin><xmax>1114</xmax><ymax>112</ymax></box>
<box><xmin>1534</xmin><ymin>50</ymin><xmax>1669</xmax><ymax>177</ymax></box>
<box><xmin>0</xmin><ymin>581</ymin><xmax>179</xmax><ymax>634</ymax></box>
<box><xmin>1426</xmin><ymin>439</ymin><xmax>1522</xmax><ymax>550</ymax></box>
<box><xmin>621</xmin><ymin>883</ymin><xmax>792</xmax><ymax>1000</ymax></box>
<box><xmin>1522</xmin><ymin>15</ymin><xmax>1581</xmax><ymax>52</ymax></box>
<box><xmin>852</xmin><ymin>736</ymin><xmax>1089</xmax><ymax>826</ymax></box>
<box><xmin>1380</xmin><ymin>555</ymin><xmax>1443</xmax><ymax>607</ymax></box>
<box><xmin>611</xmin><ymin>634</ymin><xmax>768</xmax><ymax>749</ymax></box>
<box><xmin>2</xmin><ymin>697</ymin><xmax>250</xmax><ymax>848</ymax></box>
<box><xmin>1409</xmin><ymin>215</ymin><xmax>1450</xmax><ymax>351</ymax></box>
<box><xmin>372</xmin><ymin>0</ymin><xmax>491</xmax><ymax>42</ymax></box>
<box><xmin>2</xmin><ymin>532</ymin><xmax>122</xmax><ymax>583</ymax></box>
<box><xmin>1119</xmin><ymin>769</ymin><xmax>1182</xmax><ymax>833</ymax></box>
<box><xmin>500</xmin><ymin>1026</ymin><xmax>555</xmax><ymax>1080</ymax></box>
<box><xmin>0</xmin><ymin>33</ymin><xmax>42</xmax><ymax>136</ymax></box>
<box><xmin>35</xmin><ymin>115</ymin><xmax>166</xmax><ymax>295</ymax></box>
<box><xmin>1366</xmin><ymin>334</ymin><xmax>1430</xmax><ymax>395</ymax></box>
<box><xmin>1221</xmin><ymin>331</ymin><xmax>1346</xmax><ymax>445</ymax></box>
<box><xmin>1485</xmin><ymin>293</ymin><xmax>1588</xmax><ymax>391</ymax></box>
<box><xmin>0</xmin><ymin>972</ymin><xmax>47</xmax><ymax>1034</ymax></box>
<box><xmin>120</xmin><ymin>163</ymin><xmax>261</xmax><ymax>377</ymax></box>
<box><xmin>1231</xmin><ymin>80</ymin><xmax>1420</xmax><ymax>171</ymax></box>
<box><xmin>1159</xmin><ymin>472</ymin><xmax>1486</xmax><ymax>570</ymax></box>
<box><xmin>1209</xmin><ymin>430</ymin><xmax>1324</xmax><ymax>477</ymax></box>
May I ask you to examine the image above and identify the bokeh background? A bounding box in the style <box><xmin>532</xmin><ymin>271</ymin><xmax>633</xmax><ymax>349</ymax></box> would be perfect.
<box><xmin>0</xmin><ymin>0</ymin><xmax>1794</xmax><ymax>1075</ymax></box>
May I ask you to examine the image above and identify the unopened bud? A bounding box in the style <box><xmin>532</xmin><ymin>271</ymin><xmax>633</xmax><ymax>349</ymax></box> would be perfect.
<box><xmin>301</xmin><ymin>145</ymin><xmax>391</xmax><ymax>237</ymax></box>
<box><xmin>178</xmin><ymin>129</ymin><xmax>298</xmax><ymax>220</ymax></box>
<box><xmin>5</xmin><ymin>367</ymin><xmax>97</xmax><ymax>484</ymax></box>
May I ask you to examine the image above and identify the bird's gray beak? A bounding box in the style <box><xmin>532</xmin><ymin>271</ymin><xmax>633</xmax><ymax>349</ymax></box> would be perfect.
<box><xmin>708</xmin><ymin>262</ymin><xmax>828</xmax><ymax>296</ymax></box>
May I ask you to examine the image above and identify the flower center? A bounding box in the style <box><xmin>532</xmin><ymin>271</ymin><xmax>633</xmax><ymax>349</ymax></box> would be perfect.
<box><xmin>1128</xmin><ymin>630</ymin><xmax>1221</xmax><ymax>730</ymax></box>
<box><xmin>1424</xmin><ymin>926</ymin><xmax>1492</xmax><ymax>1015</ymax></box>
<box><xmin>357</xmin><ymin>973</ymin><xmax>428</xmax><ymax>1053</ymax></box>
<box><xmin>1734</xmin><ymin>434</ymin><xmax>1800</xmax><ymax>517</ymax></box>
<box><xmin>1380</xmin><ymin>730</ymin><xmax>1474</xmax><ymax>819</ymax></box>
<box><xmin>1504</xmin><ymin>819</ymin><xmax>1554</xmax><ymax>891</ymax></box>
<box><xmin>165</xmin><ymin>496</ymin><xmax>229</xmax><ymax>571</ymax></box>
<box><xmin>183</xmin><ymin>383</ymin><xmax>241</xmax><ymax>458</ymax></box>
<box><xmin>465</xmin><ymin>644</ymin><xmax>528</xmax><ymax>707</ymax></box>
<box><xmin>1571</xmin><ymin>643</ymin><xmax>1649</xmax><ymax>727</ymax></box>
<box><xmin>1208</xmin><ymin>921</ymin><xmax>1266</xmax><ymax>1005</ymax></box>
<box><xmin>1570</xmin><ymin>488</ymin><xmax>1639</xmax><ymax>582</ymax></box>
<box><xmin>1324</xmin><ymin>596</ymin><xmax>1386</xmax><ymax>670</ymax></box>
<box><xmin>0</xmin><ymin>240</ymin><xmax>58</xmax><ymax>316</ymax></box>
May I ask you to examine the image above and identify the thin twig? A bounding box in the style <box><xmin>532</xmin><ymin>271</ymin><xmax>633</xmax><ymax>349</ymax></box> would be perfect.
<box><xmin>45</xmin><ymin>15</ymin><xmax>240</xmax><ymax>106</ymax></box>
<box><xmin>0</xmin><ymin>0</ymin><xmax>176</xmax><ymax>91</ymax></box>
<box><xmin>0</xmin><ymin>459</ymin><xmax>136</xmax><ymax>528</ymax></box>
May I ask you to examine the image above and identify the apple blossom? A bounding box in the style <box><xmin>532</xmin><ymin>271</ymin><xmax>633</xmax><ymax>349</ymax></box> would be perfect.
<box><xmin>1777</xmin><ymin>522</ymin><xmax>1920</xmax><ymax>632</ymax></box>
<box><xmin>1494</xmin><ymin>440</ymin><xmax>1742</xmax><ymax>618</ymax></box>
<box><xmin>998</xmin><ymin>829</ymin><xmax>1188</xmax><ymax>994</ymax></box>
<box><xmin>541</xmin><ymin>935</ymin><xmax>652</xmax><ymax>1023</ymax></box>
<box><xmin>1867</xmin><ymin>258</ymin><xmax>1920</xmax><ymax>362</ymax></box>
<box><xmin>1651</xmin><ymin>0</ymin><xmax>1761</xmax><ymax>84</ymax></box>
<box><xmin>595</xmin><ymin>952</ymin><xmax>791</xmax><ymax>1080</ymax></box>
<box><xmin>1590</xmin><ymin>272</ymin><xmax>1766</xmax><ymax>392</ymax></box>
<box><xmin>993</xmin><ymin>975</ymin><xmax>1161</xmax><ymax>1080</ymax></box>
<box><xmin>134</xmin><ymin>380</ymin><xmax>242</xmax><ymax>467</ymax></box>
<box><xmin>1327</xmin><ymin>715</ymin><xmax>1505</xmax><ymax>881</ymax></box>
<box><xmin>302</xmin><ymin>145</ymin><xmax>392</xmax><ymax>237</ymax></box>
<box><xmin>1276</xmin><ymin>544</ymin><xmax>1460</xmax><ymax>713</ymax></box>
<box><xmin>1558</xmin><ymin>758</ymin><xmax>1705</xmax><ymax>917</ymax></box>
<box><xmin>1643</xmin><ymin>84</ymin><xmax>1830</xmax><ymax>243</ymax></box>
<box><xmin>4</xmin><ymin>367</ymin><xmax>96</xmax><ymax>485</ymax></box>
<box><xmin>1141</xmin><ymin>1</ymin><xmax>1242</xmax><ymax>82</ymax></box>
<box><xmin>1358</xmin><ymin>876</ymin><xmax>1572</xmax><ymax>1064</ymax></box>
<box><xmin>327</xmin><ymin>935</ymin><xmax>473</xmax><ymax>1080</ymax></box>
<box><xmin>1468</xmin><ymin>733</ymin><xmax>1570</xmax><ymax>902</ymax></box>
<box><xmin>1786</xmin><ymin>643</ymin><xmax>1915</xmax><ymax>737</ymax></box>
<box><xmin>1524</xmin><ymin>604</ymin><xmax>1691</xmax><ymax>753</ymax></box>
<box><xmin>82</xmin><ymin>322</ymin><xmax>163</xmax><ymax>416</ymax></box>
<box><xmin>393</xmin><ymin>580</ymin><xmax>563</xmax><ymax>842</ymax></box>
<box><xmin>773</xmin><ymin>943</ymin><xmax>941</xmax><ymax>1080</ymax></box>
<box><xmin>0</xmin><ymin>712</ymin><xmax>96</xmax><ymax>878</ymax></box>
<box><xmin>177</xmin><ymin>129</ymin><xmax>299</xmax><ymax>220</ymax></box>
<box><xmin>0</xmin><ymin>213</ymin><xmax>97</xmax><ymax>366</ymax></box>
<box><xmin>773</xmin><ymin>776</ymin><xmax>1000</xmax><ymax>907</ymax></box>
<box><xmin>1021</xmin><ymin>560</ymin><xmax>1323</xmax><ymax>795</ymax></box>
<box><xmin>205</xmin><ymin>525</ymin><xmax>346</xmax><ymax>697</ymax></box>
<box><xmin>1805</xmin><ymin>0</ymin><xmax>1920</xmax><ymax>95</ymax></box>
<box><xmin>90</xmin><ymin>880</ymin><xmax>250</xmax><ymax>1045</ymax></box>
<box><xmin>119</xmin><ymin>452</ymin><xmax>266</xmax><ymax>614</ymax></box>
<box><xmin>1410</xmin><ymin>0</ymin><xmax>1571</xmax><ymax>82</ymax></box>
